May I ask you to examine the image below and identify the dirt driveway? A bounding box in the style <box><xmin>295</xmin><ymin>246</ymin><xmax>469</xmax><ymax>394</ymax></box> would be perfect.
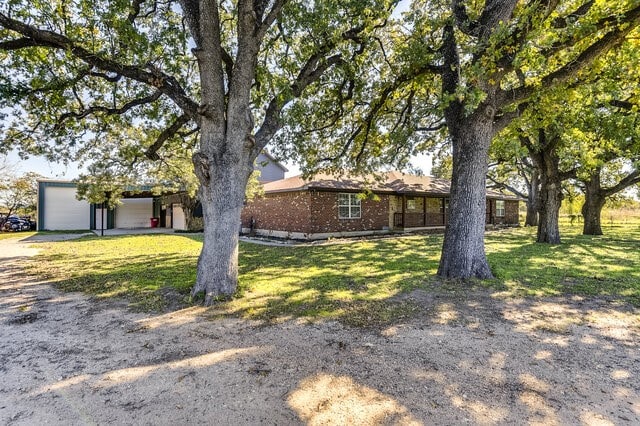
<box><xmin>1</xmin><ymin>235</ymin><xmax>639</xmax><ymax>425</ymax></box>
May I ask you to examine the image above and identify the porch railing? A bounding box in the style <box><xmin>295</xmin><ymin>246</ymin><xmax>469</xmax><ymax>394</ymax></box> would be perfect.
<box><xmin>394</xmin><ymin>212</ymin><xmax>446</xmax><ymax>228</ymax></box>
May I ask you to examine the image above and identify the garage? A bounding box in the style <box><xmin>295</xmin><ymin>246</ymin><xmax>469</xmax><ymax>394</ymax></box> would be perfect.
<box><xmin>115</xmin><ymin>198</ymin><xmax>153</xmax><ymax>228</ymax></box>
<box><xmin>39</xmin><ymin>182</ymin><xmax>91</xmax><ymax>230</ymax></box>
<box><xmin>172</xmin><ymin>203</ymin><xmax>186</xmax><ymax>230</ymax></box>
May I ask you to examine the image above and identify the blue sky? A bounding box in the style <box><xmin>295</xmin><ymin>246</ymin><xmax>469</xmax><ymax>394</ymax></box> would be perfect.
<box><xmin>7</xmin><ymin>150</ymin><xmax>82</xmax><ymax>179</ymax></box>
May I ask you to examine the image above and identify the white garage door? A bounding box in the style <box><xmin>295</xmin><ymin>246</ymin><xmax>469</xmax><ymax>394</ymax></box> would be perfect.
<box><xmin>172</xmin><ymin>204</ymin><xmax>186</xmax><ymax>230</ymax></box>
<box><xmin>115</xmin><ymin>198</ymin><xmax>153</xmax><ymax>228</ymax></box>
<box><xmin>43</xmin><ymin>186</ymin><xmax>90</xmax><ymax>230</ymax></box>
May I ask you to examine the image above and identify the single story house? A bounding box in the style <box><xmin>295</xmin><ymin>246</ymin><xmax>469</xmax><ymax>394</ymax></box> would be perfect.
<box><xmin>37</xmin><ymin>152</ymin><xmax>287</xmax><ymax>231</ymax></box>
<box><xmin>241</xmin><ymin>171</ymin><xmax>521</xmax><ymax>240</ymax></box>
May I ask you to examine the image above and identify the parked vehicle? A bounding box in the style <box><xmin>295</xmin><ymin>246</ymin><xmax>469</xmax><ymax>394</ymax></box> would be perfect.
<box><xmin>20</xmin><ymin>216</ymin><xmax>37</xmax><ymax>230</ymax></box>
<box><xmin>2</xmin><ymin>216</ymin><xmax>31</xmax><ymax>232</ymax></box>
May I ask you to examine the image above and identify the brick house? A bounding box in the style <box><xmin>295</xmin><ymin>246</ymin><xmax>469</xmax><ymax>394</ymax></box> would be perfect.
<box><xmin>241</xmin><ymin>171</ymin><xmax>521</xmax><ymax>240</ymax></box>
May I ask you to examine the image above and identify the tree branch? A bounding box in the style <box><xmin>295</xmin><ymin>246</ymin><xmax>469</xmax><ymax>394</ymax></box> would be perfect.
<box><xmin>256</xmin><ymin>0</ymin><xmax>286</xmax><ymax>41</ymax></box>
<box><xmin>559</xmin><ymin>168</ymin><xmax>578</xmax><ymax>181</ymax></box>
<box><xmin>127</xmin><ymin>0</ymin><xmax>146</xmax><ymax>23</ymax></box>
<box><xmin>452</xmin><ymin>0</ymin><xmax>479</xmax><ymax>36</ymax></box>
<box><xmin>602</xmin><ymin>169</ymin><xmax>640</xmax><ymax>197</ymax></box>
<box><xmin>0</xmin><ymin>37</ymin><xmax>58</xmax><ymax>50</ymax></box>
<box><xmin>0</xmin><ymin>13</ymin><xmax>200</xmax><ymax>121</ymax></box>
<box><xmin>55</xmin><ymin>91</ymin><xmax>162</xmax><ymax>129</ymax></box>
<box><xmin>255</xmin><ymin>52</ymin><xmax>345</xmax><ymax>149</ymax></box>
<box><xmin>145</xmin><ymin>114</ymin><xmax>191</xmax><ymax>160</ymax></box>
<box><xmin>497</xmin><ymin>4</ymin><xmax>640</xmax><ymax>108</ymax></box>
<box><xmin>416</xmin><ymin>122</ymin><xmax>446</xmax><ymax>132</ymax></box>
<box><xmin>610</xmin><ymin>99</ymin><xmax>636</xmax><ymax>110</ymax></box>
<box><xmin>552</xmin><ymin>1</ymin><xmax>594</xmax><ymax>28</ymax></box>
<box><xmin>493</xmin><ymin>102</ymin><xmax>529</xmax><ymax>134</ymax></box>
<box><xmin>486</xmin><ymin>173</ymin><xmax>528</xmax><ymax>199</ymax></box>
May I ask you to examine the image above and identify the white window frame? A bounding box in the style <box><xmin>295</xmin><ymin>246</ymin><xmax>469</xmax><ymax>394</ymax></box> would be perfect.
<box><xmin>338</xmin><ymin>193</ymin><xmax>361</xmax><ymax>219</ymax></box>
<box><xmin>496</xmin><ymin>200</ymin><xmax>506</xmax><ymax>217</ymax></box>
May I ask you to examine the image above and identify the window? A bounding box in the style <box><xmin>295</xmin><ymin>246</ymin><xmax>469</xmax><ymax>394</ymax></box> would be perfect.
<box><xmin>496</xmin><ymin>200</ymin><xmax>505</xmax><ymax>217</ymax></box>
<box><xmin>338</xmin><ymin>193</ymin><xmax>361</xmax><ymax>219</ymax></box>
<box><xmin>426</xmin><ymin>198</ymin><xmax>441</xmax><ymax>213</ymax></box>
<box><xmin>405</xmin><ymin>197</ymin><xmax>424</xmax><ymax>212</ymax></box>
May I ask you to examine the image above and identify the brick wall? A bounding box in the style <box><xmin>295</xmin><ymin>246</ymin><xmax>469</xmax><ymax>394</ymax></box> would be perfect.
<box><xmin>241</xmin><ymin>191</ymin><xmax>312</xmax><ymax>233</ymax></box>
<box><xmin>487</xmin><ymin>199</ymin><xmax>520</xmax><ymax>225</ymax></box>
<box><xmin>505</xmin><ymin>200</ymin><xmax>519</xmax><ymax>224</ymax></box>
<box><xmin>310</xmin><ymin>191</ymin><xmax>390</xmax><ymax>233</ymax></box>
<box><xmin>242</xmin><ymin>190</ymin><xmax>519</xmax><ymax>236</ymax></box>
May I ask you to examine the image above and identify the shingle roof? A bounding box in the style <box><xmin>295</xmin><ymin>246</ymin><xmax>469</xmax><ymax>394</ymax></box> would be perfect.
<box><xmin>262</xmin><ymin>171</ymin><xmax>522</xmax><ymax>200</ymax></box>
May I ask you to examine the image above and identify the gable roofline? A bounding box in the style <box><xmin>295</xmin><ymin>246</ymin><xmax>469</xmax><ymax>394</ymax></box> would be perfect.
<box><xmin>261</xmin><ymin>171</ymin><xmax>523</xmax><ymax>201</ymax></box>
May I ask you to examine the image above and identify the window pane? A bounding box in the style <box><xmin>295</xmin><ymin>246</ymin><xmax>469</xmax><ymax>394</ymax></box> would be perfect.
<box><xmin>338</xmin><ymin>193</ymin><xmax>350</xmax><ymax>205</ymax></box>
<box><xmin>426</xmin><ymin>198</ymin><xmax>441</xmax><ymax>213</ymax></box>
<box><xmin>350</xmin><ymin>207</ymin><xmax>361</xmax><ymax>218</ymax></box>
<box><xmin>339</xmin><ymin>206</ymin><xmax>350</xmax><ymax>218</ymax></box>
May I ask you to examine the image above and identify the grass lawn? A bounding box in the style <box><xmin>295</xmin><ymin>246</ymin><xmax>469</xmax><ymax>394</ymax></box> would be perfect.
<box><xmin>0</xmin><ymin>231</ymin><xmax>37</xmax><ymax>241</ymax></box>
<box><xmin>0</xmin><ymin>230</ymin><xmax>90</xmax><ymax>241</ymax></box>
<box><xmin>27</xmin><ymin>223</ymin><xmax>640</xmax><ymax>323</ymax></box>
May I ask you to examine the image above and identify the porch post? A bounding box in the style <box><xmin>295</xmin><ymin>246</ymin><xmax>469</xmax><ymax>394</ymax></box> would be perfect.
<box><xmin>402</xmin><ymin>195</ymin><xmax>406</xmax><ymax>228</ymax></box>
<box><xmin>422</xmin><ymin>196</ymin><xmax>426</xmax><ymax>226</ymax></box>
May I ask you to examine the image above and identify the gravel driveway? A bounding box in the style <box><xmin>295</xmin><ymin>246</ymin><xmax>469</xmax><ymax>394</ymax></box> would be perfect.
<box><xmin>1</xmin><ymin>234</ymin><xmax>639</xmax><ymax>425</ymax></box>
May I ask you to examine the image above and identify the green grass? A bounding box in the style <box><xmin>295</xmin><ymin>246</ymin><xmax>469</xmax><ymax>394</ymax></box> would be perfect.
<box><xmin>27</xmin><ymin>222</ymin><xmax>640</xmax><ymax>323</ymax></box>
<box><xmin>0</xmin><ymin>230</ymin><xmax>90</xmax><ymax>241</ymax></box>
<box><xmin>0</xmin><ymin>231</ymin><xmax>37</xmax><ymax>240</ymax></box>
<box><xmin>485</xmin><ymin>224</ymin><xmax>640</xmax><ymax>305</ymax></box>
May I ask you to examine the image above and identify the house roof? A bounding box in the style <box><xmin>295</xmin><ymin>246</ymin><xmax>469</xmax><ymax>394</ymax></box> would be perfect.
<box><xmin>262</xmin><ymin>171</ymin><xmax>522</xmax><ymax>200</ymax></box>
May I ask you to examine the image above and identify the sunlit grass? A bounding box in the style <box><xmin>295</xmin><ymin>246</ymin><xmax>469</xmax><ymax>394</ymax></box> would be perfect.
<box><xmin>28</xmin><ymin>221</ymin><xmax>640</xmax><ymax>323</ymax></box>
<box><xmin>0</xmin><ymin>231</ymin><xmax>37</xmax><ymax>241</ymax></box>
<box><xmin>485</xmin><ymin>224</ymin><xmax>640</xmax><ymax>305</ymax></box>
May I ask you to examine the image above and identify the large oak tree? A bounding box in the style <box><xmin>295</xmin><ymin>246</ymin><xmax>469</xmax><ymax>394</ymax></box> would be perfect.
<box><xmin>265</xmin><ymin>0</ymin><xmax>640</xmax><ymax>279</ymax></box>
<box><xmin>0</xmin><ymin>0</ymin><xmax>396</xmax><ymax>304</ymax></box>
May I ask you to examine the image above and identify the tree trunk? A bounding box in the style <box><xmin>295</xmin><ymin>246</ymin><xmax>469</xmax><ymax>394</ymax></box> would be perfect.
<box><xmin>534</xmin><ymin>140</ymin><xmax>563</xmax><ymax>244</ymax></box>
<box><xmin>178</xmin><ymin>194</ymin><xmax>198</xmax><ymax>231</ymax></box>
<box><xmin>438</xmin><ymin>112</ymin><xmax>494</xmax><ymax>279</ymax></box>
<box><xmin>190</xmin><ymin>142</ymin><xmax>255</xmax><ymax>305</ymax></box>
<box><xmin>536</xmin><ymin>180</ymin><xmax>562</xmax><ymax>243</ymax></box>
<box><xmin>524</xmin><ymin>170</ymin><xmax>539</xmax><ymax>227</ymax></box>
<box><xmin>581</xmin><ymin>172</ymin><xmax>606</xmax><ymax>236</ymax></box>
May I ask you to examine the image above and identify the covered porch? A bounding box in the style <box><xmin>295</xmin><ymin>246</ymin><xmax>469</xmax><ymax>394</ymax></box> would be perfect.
<box><xmin>390</xmin><ymin>195</ymin><xmax>449</xmax><ymax>230</ymax></box>
<box><xmin>390</xmin><ymin>195</ymin><xmax>508</xmax><ymax>230</ymax></box>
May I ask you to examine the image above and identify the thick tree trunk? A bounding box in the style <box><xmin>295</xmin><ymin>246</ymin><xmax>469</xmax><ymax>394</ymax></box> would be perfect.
<box><xmin>438</xmin><ymin>112</ymin><xmax>494</xmax><ymax>279</ymax></box>
<box><xmin>190</xmin><ymin>141</ymin><xmax>255</xmax><ymax>305</ymax></box>
<box><xmin>525</xmin><ymin>201</ymin><xmax>538</xmax><ymax>227</ymax></box>
<box><xmin>536</xmin><ymin>180</ymin><xmax>562</xmax><ymax>243</ymax></box>
<box><xmin>534</xmin><ymin>142</ymin><xmax>563</xmax><ymax>244</ymax></box>
<box><xmin>524</xmin><ymin>170</ymin><xmax>539</xmax><ymax>227</ymax></box>
<box><xmin>581</xmin><ymin>173</ymin><xmax>606</xmax><ymax>236</ymax></box>
<box><xmin>582</xmin><ymin>197</ymin><xmax>605</xmax><ymax>235</ymax></box>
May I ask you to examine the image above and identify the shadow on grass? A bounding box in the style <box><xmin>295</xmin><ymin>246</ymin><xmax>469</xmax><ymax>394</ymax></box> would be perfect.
<box><xmin>486</xmin><ymin>228</ymin><xmax>640</xmax><ymax>306</ymax></box>
<box><xmin>28</xmin><ymin>226</ymin><xmax>640</xmax><ymax>323</ymax></box>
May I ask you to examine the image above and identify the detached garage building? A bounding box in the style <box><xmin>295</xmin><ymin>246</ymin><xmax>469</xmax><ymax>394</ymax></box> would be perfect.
<box><xmin>36</xmin><ymin>152</ymin><xmax>287</xmax><ymax>231</ymax></box>
<box><xmin>37</xmin><ymin>180</ymin><xmax>166</xmax><ymax>231</ymax></box>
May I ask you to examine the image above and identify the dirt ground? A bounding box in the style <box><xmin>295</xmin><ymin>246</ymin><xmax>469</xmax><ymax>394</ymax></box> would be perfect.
<box><xmin>1</xmin><ymin>235</ymin><xmax>639</xmax><ymax>425</ymax></box>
